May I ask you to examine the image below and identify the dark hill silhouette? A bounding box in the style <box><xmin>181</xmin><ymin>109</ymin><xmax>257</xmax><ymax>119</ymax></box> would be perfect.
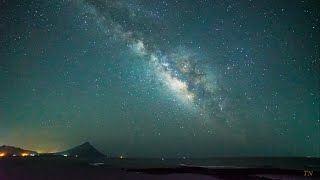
<box><xmin>0</xmin><ymin>145</ymin><xmax>38</xmax><ymax>156</ymax></box>
<box><xmin>56</xmin><ymin>142</ymin><xmax>105</xmax><ymax>157</ymax></box>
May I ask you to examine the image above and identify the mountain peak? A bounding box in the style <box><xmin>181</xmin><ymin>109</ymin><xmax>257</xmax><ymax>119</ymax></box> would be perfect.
<box><xmin>57</xmin><ymin>142</ymin><xmax>105</xmax><ymax>157</ymax></box>
<box><xmin>80</xmin><ymin>142</ymin><xmax>91</xmax><ymax>147</ymax></box>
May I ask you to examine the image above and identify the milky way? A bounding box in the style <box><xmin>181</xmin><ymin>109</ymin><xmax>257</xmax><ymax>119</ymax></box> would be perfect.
<box><xmin>82</xmin><ymin>0</ymin><xmax>236</xmax><ymax>127</ymax></box>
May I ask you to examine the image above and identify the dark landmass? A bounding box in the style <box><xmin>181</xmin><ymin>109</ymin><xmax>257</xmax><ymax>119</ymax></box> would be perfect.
<box><xmin>55</xmin><ymin>142</ymin><xmax>106</xmax><ymax>158</ymax></box>
<box><xmin>0</xmin><ymin>145</ymin><xmax>38</xmax><ymax>156</ymax></box>
<box><xmin>0</xmin><ymin>142</ymin><xmax>105</xmax><ymax>158</ymax></box>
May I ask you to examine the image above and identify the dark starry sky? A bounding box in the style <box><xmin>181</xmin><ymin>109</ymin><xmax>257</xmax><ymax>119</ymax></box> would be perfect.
<box><xmin>0</xmin><ymin>0</ymin><xmax>319</xmax><ymax>157</ymax></box>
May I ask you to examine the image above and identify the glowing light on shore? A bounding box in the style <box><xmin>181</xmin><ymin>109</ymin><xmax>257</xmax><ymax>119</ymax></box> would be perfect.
<box><xmin>21</xmin><ymin>153</ymin><xmax>29</xmax><ymax>157</ymax></box>
<box><xmin>0</xmin><ymin>153</ymin><xmax>6</xmax><ymax>157</ymax></box>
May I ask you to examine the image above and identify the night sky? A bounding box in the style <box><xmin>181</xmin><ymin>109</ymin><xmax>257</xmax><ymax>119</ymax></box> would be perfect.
<box><xmin>0</xmin><ymin>0</ymin><xmax>319</xmax><ymax>158</ymax></box>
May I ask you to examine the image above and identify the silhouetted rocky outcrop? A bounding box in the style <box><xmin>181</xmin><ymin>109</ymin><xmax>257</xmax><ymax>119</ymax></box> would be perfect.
<box><xmin>0</xmin><ymin>145</ymin><xmax>38</xmax><ymax>156</ymax></box>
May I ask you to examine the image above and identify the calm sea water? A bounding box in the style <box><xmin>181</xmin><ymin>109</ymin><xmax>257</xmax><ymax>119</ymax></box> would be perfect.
<box><xmin>84</xmin><ymin>157</ymin><xmax>320</xmax><ymax>170</ymax></box>
<box><xmin>1</xmin><ymin>156</ymin><xmax>319</xmax><ymax>170</ymax></box>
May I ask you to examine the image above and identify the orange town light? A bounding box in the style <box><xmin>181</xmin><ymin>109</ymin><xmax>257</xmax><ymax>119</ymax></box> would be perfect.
<box><xmin>0</xmin><ymin>153</ymin><xmax>6</xmax><ymax>157</ymax></box>
<box><xmin>21</xmin><ymin>153</ymin><xmax>29</xmax><ymax>157</ymax></box>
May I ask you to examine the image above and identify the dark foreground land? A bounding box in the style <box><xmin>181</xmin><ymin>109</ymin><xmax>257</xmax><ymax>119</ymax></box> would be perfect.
<box><xmin>0</xmin><ymin>157</ymin><xmax>319</xmax><ymax>180</ymax></box>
